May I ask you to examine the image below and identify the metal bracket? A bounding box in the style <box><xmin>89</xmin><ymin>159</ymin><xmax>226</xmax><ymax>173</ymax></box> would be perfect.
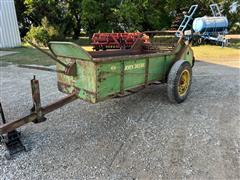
<box><xmin>0</xmin><ymin>102</ymin><xmax>27</xmax><ymax>159</ymax></box>
<box><xmin>31</xmin><ymin>76</ymin><xmax>47</xmax><ymax>123</ymax></box>
<box><xmin>65</xmin><ymin>60</ymin><xmax>77</xmax><ymax>76</ymax></box>
<box><xmin>210</xmin><ymin>3</ymin><xmax>222</xmax><ymax>17</ymax></box>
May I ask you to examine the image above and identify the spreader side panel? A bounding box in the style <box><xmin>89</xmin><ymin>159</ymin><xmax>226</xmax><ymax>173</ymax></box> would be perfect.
<box><xmin>96</xmin><ymin>62</ymin><xmax>122</xmax><ymax>99</ymax></box>
<box><xmin>56</xmin><ymin>59</ymin><xmax>97</xmax><ymax>103</ymax></box>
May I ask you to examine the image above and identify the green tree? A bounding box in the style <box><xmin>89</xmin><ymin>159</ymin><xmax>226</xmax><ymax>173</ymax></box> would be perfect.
<box><xmin>81</xmin><ymin>0</ymin><xmax>122</xmax><ymax>36</ymax></box>
<box><xmin>113</xmin><ymin>0</ymin><xmax>142</xmax><ymax>31</ymax></box>
<box><xmin>65</xmin><ymin>0</ymin><xmax>82</xmax><ymax>39</ymax></box>
<box><xmin>81</xmin><ymin>0</ymin><xmax>101</xmax><ymax>37</ymax></box>
<box><xmin>15</xmin><ymin>0</ymin><xmax>29</xmax><ymax>37</ymax></box>
<box><xmin>18</xmin><ymin>0</ymin><xmax>83</xmax><ymax>39</ymax></box>
<box><xmin>221</xmin><ymin>0</ymin><xmax>240</xmax><ymax>33</ymax></box>
<box><xmin>16</xmin><ymin>0</ymin><xmax>239</xmax><ymax>39</ymax></box>
<box><xmin>113</xmin><ymin>0</ymin><xmax>171</xmax><ymax>31</ymax></box>
<box><xmin>25</xmin><ymin>17</ymin><xmax>62</xmax><ymax>46</ymax></box>
<box><xmin>24</xmin><ymin>0</ymin><xmax>63</xmax><ymax>26</ymax></box>
<box><xmin>137</xmin><ymin>0</ymin><xmax>171</xmax><ymax>30</ymax></box>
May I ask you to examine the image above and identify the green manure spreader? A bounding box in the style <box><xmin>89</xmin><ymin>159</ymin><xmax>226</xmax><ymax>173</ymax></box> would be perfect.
<box><xmin>0</xmin><ymin>31</ymin><xmax>194</xmax><ymax>157</ymax></box>
<box><xmin>53</xmin><ymin>32</ymin><xmax>194</xmax><ymax>104</ymax></box>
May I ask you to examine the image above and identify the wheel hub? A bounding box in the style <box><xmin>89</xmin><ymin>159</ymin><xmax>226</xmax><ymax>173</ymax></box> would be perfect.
<box><xmin>178</xmin><ymin>69</ymin><xmax>190</xmax><ymax>96</ymax></box>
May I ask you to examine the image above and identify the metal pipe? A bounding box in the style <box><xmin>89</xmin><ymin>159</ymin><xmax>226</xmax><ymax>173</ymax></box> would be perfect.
<box><xmin>0</xmin><ymin>93</ymin><xmax>78</xmax><ymax>134</ymax></box>
<box><xmin>42</xmin><ymin>92</ymin><xmax>78</xmax><ymax>114</ymax></box>
<box><xmin>0</xmin><ymin>113</ymin><xmax>38</xmax><ymax>134</ymax></box>
<box><xmin>18</xmin><ymin>65</ymin><xmax>65</xmax><ymax>74</ymax></box>
<box><xmin>27</xmin><ymin>41</ymin><xmax>68</xmax><ymax>68</ymax></box>
<box><xmin>0</xmin><ymin>103</ymin><xmax>6</xmax><ymax>124</ymax></box>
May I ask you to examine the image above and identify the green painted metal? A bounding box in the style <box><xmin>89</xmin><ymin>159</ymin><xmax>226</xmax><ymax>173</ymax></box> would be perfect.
<box><xmin>51</xmin><ymin>38</ymin><xmax>194</xmax><ymax>103</ymax></box>
<box><xmin>49</xmin><ymin>41</ymin><xmax>92</xmax><ymax>61</ymax></box>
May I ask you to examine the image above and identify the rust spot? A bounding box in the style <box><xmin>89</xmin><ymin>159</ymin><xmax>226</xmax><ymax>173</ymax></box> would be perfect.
<box><xmin>65</xmin><ymin>59</ymin><xmax>77</xmax><ymax>76</ymax></box>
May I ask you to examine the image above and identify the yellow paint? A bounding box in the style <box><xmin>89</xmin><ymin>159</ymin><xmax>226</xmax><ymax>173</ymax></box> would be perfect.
<box><xmin>81</xmin><ymin>46</ymin><xmax>93</xmax><ymax>51</ymax></box>
<box><xmin>178</xmin><ymin>69</ymin><xmax>190</xmax><ymax>97</ymax></box>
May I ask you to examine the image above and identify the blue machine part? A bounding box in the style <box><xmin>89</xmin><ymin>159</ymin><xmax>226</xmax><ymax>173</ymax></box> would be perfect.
<box><xmin>193</xmin><ymin>16</ymin><xmax>228</xmax><ymax>33</ymax></box>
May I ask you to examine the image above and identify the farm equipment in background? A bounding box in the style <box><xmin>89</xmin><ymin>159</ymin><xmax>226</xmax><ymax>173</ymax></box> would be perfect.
<box><xmin>175</xmin><ymin>5</ymin><xmax>199</xmax><ymax>38</ymax></box>
<box><xmin>91</xmin><ymin>3</ymin><xmax>230</xmax><ymax>49</ymax></box>
<box><xmin>91</xmin><ymin>32</ymin><xmax>150</xmax><ymax>51</ymax></box>
<box><xmin>176</xmin><ymin>3</ymin><xmax>229</xmax><ymax>46</ymax></box>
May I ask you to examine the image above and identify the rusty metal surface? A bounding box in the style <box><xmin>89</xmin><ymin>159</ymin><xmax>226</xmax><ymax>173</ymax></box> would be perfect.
<box><xmin>0</xmin><ymin>113</ymin><xmax>38</xmax><ymax>135</ymax></box>
<box><xmin>92</xmin><ymin>51</ymin><xmax>173</xmax><ymax>63</ymax></box>
<box><xmin>0</xmin><ymin>92</ymin><xmax>78</xmax><ymax>135</ymax></box>
<box><xmin>18</xmin><ymin>61</ymin><xmax>77</xmax><ymax>77</ymax></box>
<box><xmin>89</xmin><ymin>49</ymin><xmax>144</xmax><ymax>58</ymax></box>
<box><xmin>64</xmin><ymin>60</ymin><xmax>77</xmax><ymax>76</ymax></box>
<box><xmin>31</xmin><ymin>77</ymin><xmax>41</xmax><ymax>113</ymax></box>
<box><xmin>120</xmin><ymin>61</ymin><xmax>125</xmax><ymax>94</ymax></box>
<box><xmin>42</xmin><ymin>92</ymin><xmax>78</xmax><ymax>115</ymax></box>
<box><xmin>30</xmin><ymin>76</ymin><xmax>46</xmax><ymax>123</ymax></box>
<box><xmin>92</xmin><ymin>37</ymin><xmax>185</xmax><ymax>63</ymax></box>
<box><xmin>91</xmin><ymin>32</ymin><xmax>150</xmax><ymax>50</ymax></box>
<box><xmin>18</xmin><ymin>65</ymin><xmax>65</xmax><ymax>74</ymax></box>
<box><xmin>144</xmin><ymin>58</ymin><xmax>149</xmax><ymax>87</ymax></box>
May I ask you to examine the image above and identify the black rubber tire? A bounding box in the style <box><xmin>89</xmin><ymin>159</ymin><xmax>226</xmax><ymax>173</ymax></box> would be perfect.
<box><xmin>167</xmin><ymin>60</ymin><xmax>192</xmax><ymax>103</ymax></box>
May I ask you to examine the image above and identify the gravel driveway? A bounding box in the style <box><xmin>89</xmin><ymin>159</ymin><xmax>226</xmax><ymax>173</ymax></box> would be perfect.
<box><xmin>0</xmin><ymin>60</ymin><xmax>239</xmax><ymax>179</ymax></box>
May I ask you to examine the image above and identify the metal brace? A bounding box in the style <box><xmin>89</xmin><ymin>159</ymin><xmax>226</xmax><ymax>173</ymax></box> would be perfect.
<box><xmin>30</xmin><ymin>75</ymin><xmax>46</xmax><ymax>123</ymax></box>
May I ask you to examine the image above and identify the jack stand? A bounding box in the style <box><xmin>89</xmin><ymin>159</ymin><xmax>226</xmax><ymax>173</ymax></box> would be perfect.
<box><xmin>0</xmin><ymin>102</ymin><xmax>27</xmax><ymax>159</ymax></box>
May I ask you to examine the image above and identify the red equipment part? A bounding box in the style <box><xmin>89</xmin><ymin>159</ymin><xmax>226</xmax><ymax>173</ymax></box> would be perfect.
<box><xmin>91</xmin><ymin>32</ymin><xmax>150</xmax><ymax>51</ymax></box>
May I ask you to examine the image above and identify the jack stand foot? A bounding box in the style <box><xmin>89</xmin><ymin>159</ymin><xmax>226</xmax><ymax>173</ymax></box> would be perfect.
<box><xmin>0</xmin><ymin>130</ymin><xmax>27</xmax><ymax>159</ymax></box>
<box><xmin>0</xmin><ymin>102</ymin><xmax>27</xmax><ymax>159</ymax></box>
<box><xmin>33</xmin><ymin>116</ymin><xmax>47</xmax><ymax>124</ymax></box>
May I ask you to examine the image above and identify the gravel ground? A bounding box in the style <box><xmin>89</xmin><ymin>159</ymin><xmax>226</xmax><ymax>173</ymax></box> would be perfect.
<box><xmin>0</xmin><ymin>60</ymin><xmax>239</xmax><ymax>179</ymax></box>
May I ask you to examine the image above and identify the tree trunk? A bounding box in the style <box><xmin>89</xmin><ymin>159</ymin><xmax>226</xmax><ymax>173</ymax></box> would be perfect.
<box><xmin>72</xmin><ymin>27</ymin><xmax>80</xmax><ymax>40</ymax></box>
<box><xmin>72</xmin><ymin>14</ymin><xmax>81</xmax><ymax>40</ymax></box>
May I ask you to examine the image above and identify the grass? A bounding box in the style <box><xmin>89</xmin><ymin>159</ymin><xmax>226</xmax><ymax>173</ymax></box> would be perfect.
<box><xmin>229</xmin><ymin>41</ymin><xmax>240</xmax><ymax>49</ymax></box>
<box><xmin>0</xmin><ymin>37</ymin><xmax>92</xmax><ymax>66</ymax></box>
<box><xmin>192</xmin><ymin>45</ymin><xmax>240</xmax><ymax>68</ymax></box>
<box><xmin>70</xmin><ymin>37</ymin><xmax>91</xmax><ymax>45</ymax></box>
<box><xmin>80</xmin><ymin>46</ymin><xmax>93</xmax><ymax>51</ymax></box>
<box><xmin>0</xmin><ymin>47</ymin><xmax>55</xmax><ymax>66</ymax></box>
<box><xmin>0</xmin><ymin>45</ymin><xmax>93</xmax><ymax>66</ymax></box>
<box><xmin>192</xmin><ymin>45</ymin><xmax>240</xmax><ymax>61</ymax></box>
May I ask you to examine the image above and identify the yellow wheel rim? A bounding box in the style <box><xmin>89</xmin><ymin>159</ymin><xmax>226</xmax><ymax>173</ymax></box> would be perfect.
<box><xmin>178</xmin><ymin>69</ymin><xmax>190</xmax><ymax>96</ymax></box>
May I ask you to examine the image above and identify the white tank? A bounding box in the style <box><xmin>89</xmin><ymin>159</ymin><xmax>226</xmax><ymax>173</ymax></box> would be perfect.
<box><xmin>193</xmin><ymin>16</ymin><xmax>228</xmax><ymax>33</ymax></box>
